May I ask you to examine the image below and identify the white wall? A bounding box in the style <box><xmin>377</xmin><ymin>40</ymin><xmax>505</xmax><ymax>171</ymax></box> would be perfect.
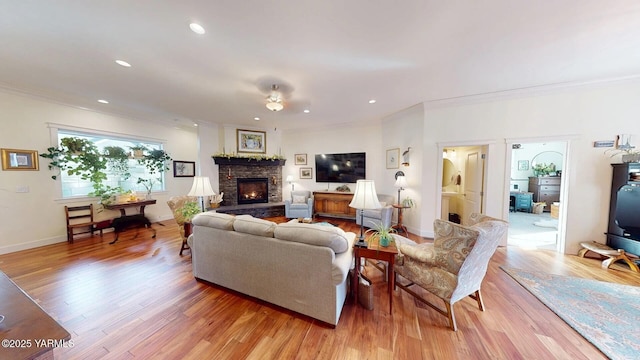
<box><xmin>0</xmin><ymin>90</ymin><xmax>199</xmax><ymax>254</ymax></box>
<box><xmin>421</xmin><ymin>79</ymin><xmax>640</xmax><ymax>253</ymax></box>
<box><xmin>281</xmin><ymin>122</ymin><xmax>383</xmax><ymax>199</ymax></box>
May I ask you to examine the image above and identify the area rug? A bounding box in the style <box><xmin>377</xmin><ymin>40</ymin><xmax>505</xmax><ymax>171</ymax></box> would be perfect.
<box><xmin>533</xmin><ymin>219</ymin><xmax>558</xmax><ymax>229</ymax></box>
<box><xmin>501</xmin><ymin>267</ymin><xmax>640</xmax><ymax>360</ymax></box>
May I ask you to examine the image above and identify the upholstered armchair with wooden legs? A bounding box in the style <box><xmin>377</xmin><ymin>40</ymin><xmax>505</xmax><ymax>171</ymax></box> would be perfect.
<box><xmin>167</xmin><ymin>196</ymin><xmax>198</xmax><ymax>255</ymax></box>
<box><xmin>393</xmin><ymin>213</ymin><xmax>508</xmax><ymax>331</ymax></box>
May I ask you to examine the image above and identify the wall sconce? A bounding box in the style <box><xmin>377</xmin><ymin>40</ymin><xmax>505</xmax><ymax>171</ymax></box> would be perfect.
<box><xmin>402</xmin><ymin>147</ymin><xmax>411</xmax><ymax>166</ymax></box>
<box><xmin>227</xmin><ymin>168</ymin><xmax>232</xmax><ymax>180</ymax></box>
<box><xmin>271</xmin><ymin>176</ymin><xmax>277</xmax><ymax>185</ymax></box>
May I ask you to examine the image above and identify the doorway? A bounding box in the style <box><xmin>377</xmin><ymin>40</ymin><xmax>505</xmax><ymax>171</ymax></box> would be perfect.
<box><xmin>440</xmin><ymin>145</ymin><xmax>488</xmax><ymax>225</ymax></box>
<box><xmin>507</xmin><ymin>141</ymin><xmax>566</xmax><ymax>250</ymax></box>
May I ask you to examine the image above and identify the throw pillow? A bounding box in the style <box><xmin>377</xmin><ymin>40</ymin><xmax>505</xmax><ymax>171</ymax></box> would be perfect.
<box><xmin>292</xmin><ymin>195</ymin><xmax>306</xmax><ymax>204</ymax></box>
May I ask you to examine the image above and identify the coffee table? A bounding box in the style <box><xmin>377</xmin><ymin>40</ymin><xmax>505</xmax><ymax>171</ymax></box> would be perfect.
<box><xmin>353</xmin><ymin>237</ymin><xmax>398</xmax><ymax>314</ymax></box>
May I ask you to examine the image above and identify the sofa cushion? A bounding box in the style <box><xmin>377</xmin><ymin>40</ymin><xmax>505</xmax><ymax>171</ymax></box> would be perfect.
<box><xmin>274</xmin><ymin>222</ymin><xmax>350</xmax><ymax>253</ymax></box>
<box><xmin>192</xmin><ymin>212</ymin><xmax>235</xmax><ymax>230</ymax></box>
<box><xmin>233</xmin><ymin>215</ymin><xmax>276</xmax><ymax>237</ymax></box>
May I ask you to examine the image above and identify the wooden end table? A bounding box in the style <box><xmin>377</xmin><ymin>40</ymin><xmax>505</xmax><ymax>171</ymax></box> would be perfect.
<box><xmin>182</xmin><ymin>221</ymin><xmax>192</xmax><ymax>256</ymax></box>
<box><xmin>353</xmin><ymin>237</ymin><xmax>398</xmax><ymax>314</ymax></box>
<box><xmin>392</xmin><ymin>204</ymin><xmax>410</xmax><ymax>235</ymax></box>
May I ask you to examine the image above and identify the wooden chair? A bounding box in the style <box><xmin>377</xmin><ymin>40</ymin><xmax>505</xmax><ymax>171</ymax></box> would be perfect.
<box><xmin>65</xmin><ymin>204</ymin><xmax>106</xmax><ymax>243</ymax></box>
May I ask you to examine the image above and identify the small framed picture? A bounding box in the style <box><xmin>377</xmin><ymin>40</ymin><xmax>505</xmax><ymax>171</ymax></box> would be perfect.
<box><xmin>173</xmin><ymin>160</ymin><xmax>195</xmax><ymax>177</ymax></box>
<box><xmin>237</xmin><ymin>129</ymin><xmax>266</xmax><ymax>154</ymax></box>
<box><xmin>517</xmin><ymin>160</ymin><xmax>529</xmax><ymax>171</ymax></box>
<box><xmin>300</xmin><ymin>167</ymin><xmax>312</xmax><ymax>179</ymax></box>
<box><xmin>295</xmin><ymin>153</ymin><xmax>307</xmax><ymax>165</ymax></box>
<box><xmin>1</xmin><ymin>148</ymin><xmax>39</xmax><ymax>171</ymax></box>
<box><xmin>386</xmin><ymin>148</ymin><xmax>400</xmax><ymax>169</ymax></box>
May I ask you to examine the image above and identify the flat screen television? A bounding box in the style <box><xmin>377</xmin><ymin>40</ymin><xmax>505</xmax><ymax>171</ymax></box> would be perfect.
<box><xmin>315</xmin><ymin>152</ymin><xmax>366</xmax><ymax>183</ymax></box>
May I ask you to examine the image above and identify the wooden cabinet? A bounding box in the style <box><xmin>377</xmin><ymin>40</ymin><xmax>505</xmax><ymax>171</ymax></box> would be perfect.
<box><xmin>528</xmin><ymin>176</ymin><xmax>561</xmax><ymax>208</ymax></box>
<box><xmin>313</xmin><ymin>191</ymin><xmax>356</xmax><ymax>219</ymax></box>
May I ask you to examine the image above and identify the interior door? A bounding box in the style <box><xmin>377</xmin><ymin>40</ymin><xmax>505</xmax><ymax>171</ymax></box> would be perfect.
<box><xmin>462</xmin><ymin>150</ymin><xmax>484</xmax><ymax>223</ymax></box>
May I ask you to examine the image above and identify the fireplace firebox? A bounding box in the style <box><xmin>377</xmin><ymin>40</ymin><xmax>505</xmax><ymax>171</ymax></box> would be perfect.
<box><xmin>237</xmin><ymin>178</ymin><xmax>269</xmax><ymax>205</ymax></box>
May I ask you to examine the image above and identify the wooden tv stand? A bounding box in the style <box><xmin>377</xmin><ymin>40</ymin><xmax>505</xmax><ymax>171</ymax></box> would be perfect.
<box><xmin>313</xmin><ymin>191</ymin><xmax>356</xmax><ymax>220</ymax></box>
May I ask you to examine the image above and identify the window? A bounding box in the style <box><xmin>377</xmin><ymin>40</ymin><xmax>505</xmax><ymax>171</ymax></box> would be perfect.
<box><xmin>57</xmin><ymin>130</ymin><xmax>166</xmax><ymax>198</ymax></box>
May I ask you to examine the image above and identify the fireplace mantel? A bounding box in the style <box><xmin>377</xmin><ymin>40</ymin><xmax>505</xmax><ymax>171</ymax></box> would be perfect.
<box><xmin>212</xmin><ymin>156</ymin><xmax>286</xmax><ymax>166</ymax></box>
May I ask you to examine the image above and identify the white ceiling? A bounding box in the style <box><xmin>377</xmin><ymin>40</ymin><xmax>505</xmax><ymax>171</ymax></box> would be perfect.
<box><xmin>2</xmin><ymin>1</ymin><xmax>640</xmax><ymax>130</ymax></box>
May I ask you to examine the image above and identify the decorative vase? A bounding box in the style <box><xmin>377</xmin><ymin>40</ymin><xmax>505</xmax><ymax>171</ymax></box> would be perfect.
<box><xmin>379</xmin><ymin>235</ymin><xmax>390</xmax><ymax>247</ymax></box>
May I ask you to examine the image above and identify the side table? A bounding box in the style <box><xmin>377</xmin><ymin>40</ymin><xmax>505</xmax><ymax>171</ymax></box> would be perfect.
<box><xmin>353</xmin><ymin>237</ymin><xmax>398</xmax><ymax>314</ymax></box>
<box><xmin>392</xmin><ymin>204</ymin><xmax>410</xmax><ymax>235</ymax></box>
<box><xmin>182</xmin><ymin>221</ymin><xmax>192</xmax><ymax>255</ymax></box>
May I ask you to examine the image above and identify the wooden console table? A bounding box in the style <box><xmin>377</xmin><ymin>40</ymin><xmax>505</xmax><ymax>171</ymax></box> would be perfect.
<box><xmin>104</xmin><ymin>199</ymin><xmax>157</xmax><ymax>216</ymax></box>
<box><xmin>312</xmin><ymin>191</ymin><xmax>356</xmax><ymax>219</ymax></box>
<box><xmin>0</xmin><ymin>272</ymin><xmax>71</xmax><ymax>359</ymax></box>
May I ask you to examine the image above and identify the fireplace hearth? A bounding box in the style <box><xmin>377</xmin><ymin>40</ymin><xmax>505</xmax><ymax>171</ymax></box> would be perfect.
<box><xmin>237</xmin><ymin>178</ymin><xmax>269</xmax><ymax>205</ymax></box>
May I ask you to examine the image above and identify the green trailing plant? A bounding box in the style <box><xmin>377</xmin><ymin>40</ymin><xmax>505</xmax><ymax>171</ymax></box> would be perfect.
<box><xmin>178</xmin><ymin>201</ymin><xmax>202</xmax><ymax>222</ymax></box>
<box><xmin>89</xmin><ymin>183</ymin><xmax>124</xmax><ymax>205</ymax></box>
<box><xmin>137</xmin><ymin>177</ymin><xmax>160</xmax><ymax>195</ymax></box>
<box><xmin>139</xmin><ymin>149</ymin><xmax>172</xmax><ymax>176</ymax></box>
<box><xmin>103</xmin><ymin>146</ymin><xmax>131</xmax><ymax>179</ymax></box>
<box><xmin>365</xmin><ymin>221</ymin><xmax>396</xmax><ymax>247</ymax></box>
<box><xmin>40</xmin><ymin>137</ymin><xmax>108</xmax><ymax>184</ymax></box>
<box><xmin>402</xmin><ymin>197</ymin><xmax>415</xmax><ymax>208</ymax></box>
<box><xmin>129</xmin><ymin>145</ymin><xmax>147</xmax><ymax>159</ymax></box>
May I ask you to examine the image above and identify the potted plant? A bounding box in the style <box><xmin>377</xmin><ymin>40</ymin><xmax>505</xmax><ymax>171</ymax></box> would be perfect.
<box><xmin>178</xmin><ymin>201</ymin><xmax>202</xmax><ymax>222</ymax></box>
<box><xmin>130</xmin><ymin>145</ymin><xmax>147</xmax><ymax>159</ymax></box>
<box><xmin>139</xmin><ymin>149</ymin><xmax>172</xmax><ymax>175</ymax></box>
<box><xmin>402</xmin><ymin>197</ymin><xmax>415</xmax><ymax>208</ymax></box>
<box><xmin>60</xmin><ymin>137</ymin><xmax>93</xmax><ymax>155</ymax></box>
<box><xmin>365</xmin><ymin>221</ymin><xmax>397</xmax><ymax>247</ymax></box>
<box><xmin>103</xmin><ymin>145</ymin><xmax>131</xmax><ymax>180</ymax></box>
<box><xmin>137</xmin><ymin>177</ymin><xmax>159</xmax><ymax>199</ymax></box>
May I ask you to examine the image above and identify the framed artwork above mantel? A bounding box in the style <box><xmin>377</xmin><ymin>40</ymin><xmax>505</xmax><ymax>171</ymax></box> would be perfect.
<box><xmin>237</xmin><ymin>129</ymin><xmax>266</xmax><ymax>154</ymax></box>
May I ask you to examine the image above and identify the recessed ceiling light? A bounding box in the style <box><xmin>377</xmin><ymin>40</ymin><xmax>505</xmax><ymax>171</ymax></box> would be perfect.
<box><xmin>368</xmin><ymin>99</ymin><xmax>376</xmax><ymax>104</ymax></box>
<box><xmin>189</xmin><ymin>23</ymin><xmax>205</xmax><ymax>34</ymax></box>
<box><xmin>303</xmin><ymin>109</ymin><xmax>310</xmax><ymax>113</ymax></box>
<box><xmin>254</xmin><ymin>117</ymin><xmax>260</xmax><ymax>121</ymax></box>
<box><xmin>193</xmin><ymin>123</ymin><xmax>198</xmax><ymax>127</ymax></box>
<box><xmin>115</xmin><ymin>60</ymin><xmax>131</xmax><ymax>67</ymax></box>
<box><xmin>98</xmin><ymin>99</ymin><xmax>109</xmax><ymax>104</ymax></box>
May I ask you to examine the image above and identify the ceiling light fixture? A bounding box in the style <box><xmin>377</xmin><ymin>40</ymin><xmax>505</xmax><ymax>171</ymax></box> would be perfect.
<box><xmin>265</xmin><ymin>92</ymin><xmax>284</xmax><ymax>111</ymax></box>
<box><xmin>97</xmin><ymin>99</ymin><xmax>109</xmax><ymax>104</ymax></box>
<box><xmin>115</xmin><ymin>60</ymin><xmax>131</xmax><ymax>67</ymax></box>
<box><xmin>368</xmin><ymin>99</ymin><xmax>376</xmax><ymax>104</ymax></box>
<box><xmin>254</xmin><ymin>117</ymin><xmax>260</xmax><ymax>121</ymax></box>
<box><xmin>189</xmin><ymin>23</ymin><xmax>205</xmax><ymax>34</ymax></box>
<box><xmin>303</xmin><ymin>109</ymin><xmax>310</xmax><ymax>113</ymax></box>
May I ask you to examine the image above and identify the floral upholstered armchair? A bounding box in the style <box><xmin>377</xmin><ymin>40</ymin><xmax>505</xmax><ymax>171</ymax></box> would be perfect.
<box><xmin>167</xmin><ymin>196</ymin><xmax>198</xmax><ymax>255</ymax></box>
<box><xmin>393</xmin><ymin>213</ymin><xmax>508</xmax><ymax>331</ymax></box>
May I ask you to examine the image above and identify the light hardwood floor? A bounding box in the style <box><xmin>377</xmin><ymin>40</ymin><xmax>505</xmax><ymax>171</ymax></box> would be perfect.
<box><xmin>0</xmin><ymin>217</ymin><xmax>638</xmax><ymax>359</ymax></box>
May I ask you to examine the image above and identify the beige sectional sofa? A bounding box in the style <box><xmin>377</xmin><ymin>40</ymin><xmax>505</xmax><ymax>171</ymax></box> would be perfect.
<box><xmin>187</xmin><ymin>212</ymin><xmax>356</xmax><ymax>326</ymax></box>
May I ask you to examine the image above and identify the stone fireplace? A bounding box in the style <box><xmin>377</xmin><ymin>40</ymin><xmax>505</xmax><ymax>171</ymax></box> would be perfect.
<box><xmin>214</xmin><ymin>157</ymin><xmax>285</xmax><ymax>208</ymax></box>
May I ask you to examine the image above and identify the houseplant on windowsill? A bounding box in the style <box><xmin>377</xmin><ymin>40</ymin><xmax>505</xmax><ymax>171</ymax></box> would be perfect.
<box><xmin>365</xmin><ymin>221</ymin><xmax>397</xmax><ymax>247</ymax></box>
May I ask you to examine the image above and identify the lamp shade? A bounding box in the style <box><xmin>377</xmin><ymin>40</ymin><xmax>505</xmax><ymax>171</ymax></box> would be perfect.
<box><xmin>188</xmin><ymin>176</ymin><xmax>216</xmax><ymax>197</ymax></box>
<box><xmin>285</xmin><ymin>175</ymin><xmax>294</xmax><ymax>182</ymax></box>
<box><xmin>349</xmin><ymin>180</ymin><xmax>382</xmax><ymax>210</ymax></box>
<box><xmin>394</xmin><ymin>176</ymin><xmax>408</xmax><ymax>189</ymax></box>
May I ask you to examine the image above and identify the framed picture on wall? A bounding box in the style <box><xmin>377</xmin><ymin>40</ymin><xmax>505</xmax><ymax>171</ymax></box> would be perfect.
<box><xmin>295</xmin><ymin>153</ymin><xmax>307</xmax><ymax>165</ymax></box>
<box><xmin>1</xmin><ymin>148</ymin><xmax>39</xmax><ymax>171</ymax></box>
<box><xmin>300</xmin><ymin>167</ymin><xmax>312</xmax><ymax>179</ymax></box>
<box><xmin>237</xmin><ymin>129</ymin><xmax>266</xmax><ymax>154</ymax></box>
<box><xmin>386</xmin><ymin>148</ymin><xmax>400</xmax><ymax>169</ymax></box>
<box><xmin>517</xmin><ymin>160</ymin><xmax>529</xmax><ymax>171</ymax></box>
<box><xmin>173</xmin><ymin>160</ymin><xmax>195</xmax><ymax>177</ymax></box>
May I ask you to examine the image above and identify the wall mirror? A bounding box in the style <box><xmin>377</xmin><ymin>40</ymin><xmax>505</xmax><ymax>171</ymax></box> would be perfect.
<box><xmin>531</xmin><ymin>151</ymin><xmax>563</xmax><ymax>171</ymax></box>
<box><xmin>442</xmin><ymin>158</ymin><xmax>457</xmax><ymax>187</ymax></box>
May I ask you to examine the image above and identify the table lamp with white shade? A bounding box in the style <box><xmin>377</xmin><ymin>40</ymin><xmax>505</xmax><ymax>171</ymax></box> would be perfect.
<box><xmin>394</xmin><ymin>175</ymin><xmax>408</xmax><ymax>205</ymax></box>
<box><xmin>188</xmin><ymin>176</ymin><xmax>216</xmax><ymax>211</ymax></box>
<box><xmin>348</xmin><ymin>179</ymin><xmax>382</xmax><ymax>248</ymax></box>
